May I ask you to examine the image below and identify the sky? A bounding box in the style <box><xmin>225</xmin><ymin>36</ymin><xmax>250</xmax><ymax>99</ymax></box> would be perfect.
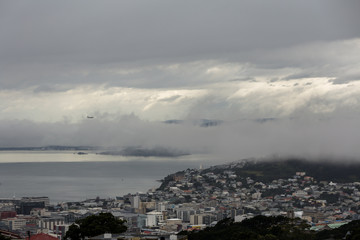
<box><xmin>1</xmin><ymin>0</ymin><xmax>360</xmax><ymax>161</ymax></box>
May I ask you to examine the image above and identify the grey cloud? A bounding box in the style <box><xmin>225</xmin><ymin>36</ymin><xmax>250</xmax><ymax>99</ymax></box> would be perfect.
<box><xmin>1</xmin><ymin>1</ymin><xmax>360</xmax><ymax>89</ymax></box>
<box><xmin>229</xmin><ymin>77</ymin><xmax>256</xmax><ymax>82</ymax></box>
<box><xmin>330</xmin><ymin>74</ymin><xmax>360</xmax><ymax>85</ymax></box>
<box><xmin>270</xmin><ymin>78</ymin><xmax>279</xmax><ymax>82</ymax></box>
<box><xmin>33</xmin><ymin>85</ymin><xmax>71</xmax><ymax>93</ymax></box>
<box><xmin>159</xmin><ymin>95</ymin><xmax>181</xmax><ymax>102</ymax></box>
<box><xmin>0</xmin><ymin>120</ymin><xmax>45</xmax><ymax>147</ymax></box>
<box><xmin>282</xmin><ymin>73</ymin><xmax>316</xmax><ymax>81</ymax></box>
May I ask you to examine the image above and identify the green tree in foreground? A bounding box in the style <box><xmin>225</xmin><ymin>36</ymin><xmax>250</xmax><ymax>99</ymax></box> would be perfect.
<box><xmin>64</xmin><ymin>213</ymin><xmax>127</xmax><ymax>240</ymax></box>
<box><xmin>0</xmin><ymin>234</ymin><xmax>11</xmax><ymax>240</ymax></box>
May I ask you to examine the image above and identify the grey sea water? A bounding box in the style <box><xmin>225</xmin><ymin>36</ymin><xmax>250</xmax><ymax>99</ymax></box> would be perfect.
<box><xmin>0</xmin><ymin>151</ymin><xmax>214</xmax><ymax>203</ymax></box>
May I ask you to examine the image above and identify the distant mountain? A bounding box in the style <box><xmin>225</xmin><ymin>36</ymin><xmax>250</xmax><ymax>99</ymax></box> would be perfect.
<box><xmin>0</xmin><ymin>145</ymin><xmax>95</xmax><ymax>151</ymax></box>
<box><xmin>0</xmin><ymin>145</ymin><xmax>190</xmax><ymax>158</ymax></box>
<box><xmin>98</xmin><ymin>146</ymin><xmax>189</xmax><ymax>157</ymax></box>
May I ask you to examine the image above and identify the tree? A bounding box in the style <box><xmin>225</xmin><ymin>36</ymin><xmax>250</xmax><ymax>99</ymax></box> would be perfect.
<box><xmin>64</xmin><ymin>213</ymin><xmax>127</xmax><ymax>240</ymax></box>
<box><xmin>0</xmin><ymin>235</ymin><xmax>11</xmax><ymax>240</ymax></box>
<box><xmin>64</xmin><ymin>224</ymin><xmax>82</xmax><ymax>240</ymax></box>
<box><xmin>179</xmin><ymin>216</ymin><xmax>314</xmax><ymax>240</ymax></box>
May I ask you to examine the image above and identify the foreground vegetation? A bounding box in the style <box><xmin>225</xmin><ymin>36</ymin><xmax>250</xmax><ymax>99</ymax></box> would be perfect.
<box><xmin>179</xmin><ymin>216</ymin><xmax>360</xmax><ymax>240</ymax></box>
<box><xmin>64</xmin><ymin>213</ymin><xmax>127</xmax><ymax>240</ymax></box>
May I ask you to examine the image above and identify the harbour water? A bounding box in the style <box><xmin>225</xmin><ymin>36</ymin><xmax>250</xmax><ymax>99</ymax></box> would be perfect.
<box><xmin>0</xmin><ymin>151</ymin><xmax>215</xmax><ymax>203</ymax></box>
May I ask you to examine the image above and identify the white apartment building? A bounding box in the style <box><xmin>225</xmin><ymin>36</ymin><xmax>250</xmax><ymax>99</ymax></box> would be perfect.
<box><xmin>145</xmin><ymin>211</ymin><xmax>163</xmax><ymax>227</ymax></box>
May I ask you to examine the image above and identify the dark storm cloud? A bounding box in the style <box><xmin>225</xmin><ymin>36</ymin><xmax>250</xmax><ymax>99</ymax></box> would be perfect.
<box><xmin>1</xmin><ymin>1</ymin><xmax>360</xmax><ymax>88</ymax></box>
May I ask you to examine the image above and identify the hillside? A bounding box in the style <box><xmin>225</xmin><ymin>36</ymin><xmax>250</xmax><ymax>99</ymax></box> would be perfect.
<box><xmin>158</xmin><ymin>158</ymin><xmax>360</xmax><ymax>191</ymax></box>
<box><xmin>203</xmin><ymin>158</ymin><xmax>360</xmax><ymax>183</ymax></box>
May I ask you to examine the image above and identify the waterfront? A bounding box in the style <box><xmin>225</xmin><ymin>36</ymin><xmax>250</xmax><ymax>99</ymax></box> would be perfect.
<box><xmin>0</xmin><ymin>151</ymin><xmax>213</xmax><ymax>203</ymax></box>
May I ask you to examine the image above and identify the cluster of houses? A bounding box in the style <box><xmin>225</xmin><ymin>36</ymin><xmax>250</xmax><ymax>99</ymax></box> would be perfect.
<box><xmin>2</xmin><ymin>164</ymin><xmax>360</xmax><ymax>239</ymax></box>
<box><xmin>147</xmin><ymin>166</ymin><xmax>360</xmax><ymax>231</ymax></box>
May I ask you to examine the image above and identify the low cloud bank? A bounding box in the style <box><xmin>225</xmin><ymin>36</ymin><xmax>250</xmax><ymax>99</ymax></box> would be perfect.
<box><xmin>1</xmin><ymin>114</ymin><xmax>359</xmax><ymax>163</ymax></box>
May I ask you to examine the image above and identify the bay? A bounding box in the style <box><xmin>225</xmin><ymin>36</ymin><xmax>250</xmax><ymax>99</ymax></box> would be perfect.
<box><xmin>0</xmin><ymin>151</ymin><xmax>215</xmax><ymax>203</ymax></box>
